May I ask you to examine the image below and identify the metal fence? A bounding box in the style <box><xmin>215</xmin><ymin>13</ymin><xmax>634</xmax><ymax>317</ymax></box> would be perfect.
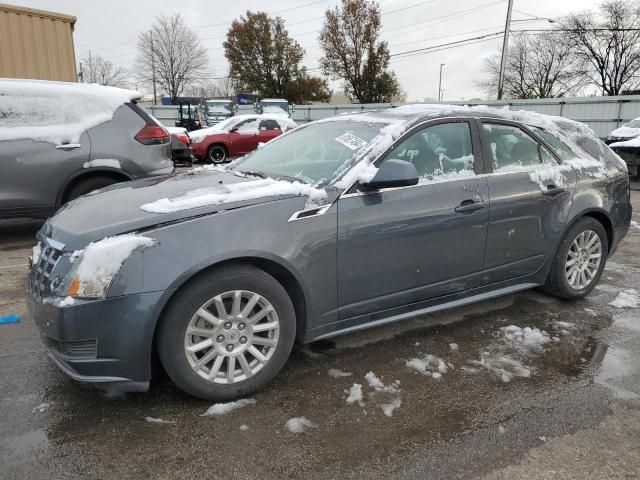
<box><xmin>144</xmin><ymin>94</ymin><xmax>640</xmax><ymax>138</ymax></box>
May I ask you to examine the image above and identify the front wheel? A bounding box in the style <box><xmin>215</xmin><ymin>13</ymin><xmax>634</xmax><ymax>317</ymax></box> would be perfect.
<box><xmin>157</xmin><ymin>265</ymin><xmax>296</xmax><ymax>401</ymax></box>
<box><xmin>207</xmin><ymin>144</ymin><xmax>227</xmax><ymax>164</ymax></box>
<box><xmin>542</xmin><ymin>217</ymin><xmax>608</xmax><ymax>300</ymax></box>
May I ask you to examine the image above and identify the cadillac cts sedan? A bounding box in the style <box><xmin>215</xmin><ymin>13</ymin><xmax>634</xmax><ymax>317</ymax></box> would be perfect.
<box><xmin>27</xmin><ymin>105</ymin><xmax>631</xmax><ymax>400</ymax></box>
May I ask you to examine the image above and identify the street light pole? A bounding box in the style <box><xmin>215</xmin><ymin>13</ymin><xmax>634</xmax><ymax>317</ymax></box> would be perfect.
<box><xmin>497</xmin><ymin>0</ymin><xmax>514</xmax><ymax>100</ymax></box>
<box><xmin>438</xmin><ymin>63</ymin><xmax>445</xmax><ymax>102</ymax></box>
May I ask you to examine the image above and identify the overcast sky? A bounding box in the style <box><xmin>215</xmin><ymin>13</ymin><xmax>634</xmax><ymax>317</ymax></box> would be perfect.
<box><xmin>16</xmin><ymin>0</ymin><xmax>601</xmax><ymax>101</ymax></box>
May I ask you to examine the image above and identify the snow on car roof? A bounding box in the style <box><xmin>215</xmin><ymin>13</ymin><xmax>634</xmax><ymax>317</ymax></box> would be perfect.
<box><xmin>0</xmin><ymin>78</ymin><xmax>141</xmax><ymax>145</ymax></box>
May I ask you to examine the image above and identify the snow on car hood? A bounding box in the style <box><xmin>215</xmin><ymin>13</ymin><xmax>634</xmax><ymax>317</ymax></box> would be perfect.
<box><xmin>41</xmin><ymin>170</ymin><xmax>325</xmax><ymax>249</ymax></box>
<box><xmin>608</xmin><ymin>125</ymin><xmax>640</xmax><ymax>139</ymax></box>
<box><xmin>0</xmin><ymin>79</ymin><xmax>141</xmax><ymax>145</ymax></box>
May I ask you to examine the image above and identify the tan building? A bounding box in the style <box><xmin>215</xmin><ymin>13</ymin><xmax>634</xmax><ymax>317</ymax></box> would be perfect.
<box><xmin>0</xmin><ymin>3</ymin><xmax>77</xmax><ymax>82</ymax></box>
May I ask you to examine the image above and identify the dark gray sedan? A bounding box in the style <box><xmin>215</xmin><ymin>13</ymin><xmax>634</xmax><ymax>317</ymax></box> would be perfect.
<box><xmin>27</xmin><ymin>106</ymin><xmax>632</xmax><ymax>400</ymax></box>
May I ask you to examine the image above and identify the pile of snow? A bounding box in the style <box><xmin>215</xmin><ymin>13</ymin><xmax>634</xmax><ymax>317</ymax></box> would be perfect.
<box><xmin>631</xmin><ymin>220</ymin><xmax>640</xmax><ymax>230</ymax></box>
<box><xmin>381</xmin><ymin>398</ymin><xmax>402</xmax><ymax>417</ymax></box>
<box><xmin>345</xmin><ymin>384</ymin><xmax>364</xmax><ymax>406</ymax></box>
<box><xmin>406</xmin><ymin>354</ymin><xmax>448</xmax><ymax>379</ymax></box>
<box><xmin>72</xmin><ymin>234</ymin><xmax>156</xmax><ymax>288</ymax></box>
<box><xmin>145</xmin><ymin>416</ymin><xmax>175</xmax><ymax>424</ymax></box>
<box><xmin>83</xmin><ymin>159</ymin><xmax>121</xmax><ymax>169</ymax></box>
<box><xmin>463</xmin><ymin>353</ymin><xmax>532</xmax><ymax>383</ymax></box>
<box><xmin>449</xmin><ymin>343</ymin><xmax>459</xmax><ymax>352</ymax></box>
<box><xmin>609</xmin><ymin>289</ymin><xmax>639</xmax><ymax>309</ymax></box>
<box><xmin>499</xmin><ymin>326</ymin><xmax>552</xmax><ymax>354</ymax></box>
<box><xmin>285</xmin><ymin>417</ymin><xmax>316</xmax><ymax>433</ymax></box>
<box><xmin>32</xmin><ymin>403</ymin><xmax>49</xmax><ymax>413</ymax></box>
<box><xmin>365</xmin><ymin>371</ymin><xmax>399</xmax><ymax>392</ymax></box>
<box><xmin>239</xmin><ymin>424</ymin><xmax>249</xmax><ymax>431</ymax></box>
<box><xmin>0</xmin><ymin>79</ymin><xmax>140</xmax><ymax>145</ymax></box>
<box><xmin>140</xmin><ymin>178</ymin><xmax>328</xmax><ymax>214</ymax></box>
<box><xmin>201</xmin><ymin>398</ymin><xmax>256</xmax><ymax>416</ymax></box>
<box><xmin>328</xmin><ymin>368</ymin><xmax>353</xmax><ymax>378</ymax></box>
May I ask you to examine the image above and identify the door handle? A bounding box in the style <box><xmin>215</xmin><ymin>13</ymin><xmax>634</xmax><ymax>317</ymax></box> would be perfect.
<box><xmin>55</xmin><ymin>144</ymin><xmax>81</xmax><ymax>150</ymax></box>
<box><xmin>542</xmin><ymin>185</ymin><xmax>565</xmax><ymax>196</ymax></box>
<box><xmin>455</xmin><ymin>199</ymin><xmax>485</xmax><ymax>213</ymax></box>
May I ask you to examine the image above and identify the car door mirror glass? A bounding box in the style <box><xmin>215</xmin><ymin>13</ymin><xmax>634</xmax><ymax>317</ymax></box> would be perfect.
<box><xmin>362</xmin><ymin>159</ymin><xmax>419</xmax><ymax>190</ymax></box>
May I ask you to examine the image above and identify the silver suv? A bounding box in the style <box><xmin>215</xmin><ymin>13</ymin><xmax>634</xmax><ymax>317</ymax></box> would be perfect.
<box><xmin>0</xmin><ymin>79</ymin><xmax>174</xmax><ymax>220</ymax></box>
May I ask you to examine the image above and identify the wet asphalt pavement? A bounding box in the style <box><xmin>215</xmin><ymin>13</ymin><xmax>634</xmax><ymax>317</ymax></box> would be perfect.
<box><xmin>1</xmin><ymin>187</ymin><xmax>640</xmax><ymax>480</ymax></box>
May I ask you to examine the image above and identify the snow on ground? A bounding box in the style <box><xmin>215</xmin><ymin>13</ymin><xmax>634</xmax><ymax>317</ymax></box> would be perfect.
<box><xmin>201</xmin><ymin>398</ymin><xmax>256</xmax><ymax>416</ymax></box>
<box><xmin>345</xmin><ymin>384</ymin><xmax>364</xmax><ymax>406</ymax></box>
<box><xmin>83</xmin><ymin>159</ymin><xmax>121</xmax><ymax>169</ymax></box>
<box><xmin>145</xmin><ymin>417</ymin><xmax>175</xmax><ymax>424</ymax></box>
<box><xmin>285</xmin><ymin>417</ymin><xmax>316</xmax><ymax>433</ymax></box>
<box><xmin>239</xmin><ymin>425</ymin><xmax>249</xmax><ymax>431</ymax></box>
<box><xmin>406</xmin><ymin>354</ymin><xmax>448</xmax><ymax>378</ymax></box>
<box><xmin>381</xmin><ymin>398</ymin><xmax>402</xmax><ymax>417</ymax></box>
<box><xmin>499</xmin><ymin>325</ymin><xmax>552</xmax><ymax>353</ymax></box>
<box><xmin>329</xmin><ymin>368</ymin><xmax>353</xmax><ymax>378</ymax></box>
<box><xmin>32</xmin><ymin>403</ymin><xmax>49</xmax><ymax>413</ymax></box>
<box><xmin>0</xmin><ymin>79</ymin><xmax>140</xmax><ymax>145</ymax></box>
<box><xmin>464</xmin><ymin>353</ymin><xmax>532</xmax><ymax>383</ymax></box>
<box><xmin>449</xmin><ymin>343</ymin><xmax>459</xmax><ymax>352</ymax></box>
<box><xmin>71</xmin><ymin>234</ymin><xmax>156</xmax><ymax>292</ymax></box>
<box><xmin>140</xmin><ymin>178</ymin><xmax>328</xmax><ymax>214</ymax></box>
<box><xmin>630</xmin><ymin>220</ymin><xmax>640</xmax><ymax>230</ymax></box>
<box><xmin>365</xmin><ymin>371</ymin><xmax>399</xmax><ymax>392</ymax></box>
<box><xmin>609</xmin><ymin>289</ymin><xmax>640</xmax><ymax>309</ymax></box>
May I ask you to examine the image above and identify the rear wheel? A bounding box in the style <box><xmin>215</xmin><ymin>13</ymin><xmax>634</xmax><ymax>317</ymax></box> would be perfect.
<box><xmin>157</xmin><ymin>265</ymin><xmax>296</xmax><ymax>401</ymax></box>
<box><xmin>542</xmin><ymin>217</ymin><xmax>608</xmax><ymax>299</ymax></box>
<box><xmin>207</xmin><ymin>144</ymin><xmax>227</xmax><ymax>164</ymax></box>
<box><xmin>65</xmin><ymin>175</ymin><xmax>120</xmax><ymax>202</ymax></box>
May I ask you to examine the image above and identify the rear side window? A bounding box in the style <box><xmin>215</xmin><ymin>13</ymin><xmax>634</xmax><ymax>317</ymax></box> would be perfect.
<box><xmin>259</xmin><ymin>119</ymin><xmax>280</xmax><ymax>131</ymax></box>
<box><xmin>385</xmin><ymin>122</ymin><xmax>475</xmax><ymax>180</ymax></box>
<box><xmin>235</xmin><ymin>118</ymin><xmax>259</xmax><ymax>133</ymax></box>
<box><xmin>482</xmin><ymin>123</ymin><xmax>555</xmax><ymax>171</ymax></box>
<box><xmin>531</xmin><ymin>127</ymin><xmax>577</xmax><ymax>161</ymax></box>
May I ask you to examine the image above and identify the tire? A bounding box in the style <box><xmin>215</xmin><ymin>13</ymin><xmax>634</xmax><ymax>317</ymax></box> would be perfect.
<box><xmin>207</xmin><ymin>144</ymin><xmax>228</xmax><ymax>164</ymax></box>
<box><xmin>542</xmin><ymin>217</ymin><xmax>609</xmax><ymax>300</ymax></box>
<box><xmin>65</xmin><ymin>175</ymin><xmax>120</xmax><ymax>202</ymax></box>
<box><xmin>157</xmin><ymin>265</ymin><xmax>296</xmax><ymax>401</ymax></box>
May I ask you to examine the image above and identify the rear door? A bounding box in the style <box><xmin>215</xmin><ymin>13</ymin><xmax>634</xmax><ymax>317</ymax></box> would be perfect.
<box><xmin>0</xmin><ymin>134</ymin><xmax>90</xmax><ymax>219</ymax></box>
<box><xmin>480</xmin><ymin>119</ymin><xmax>576</xmax><ymax>285</ymax></box>
<box><xmin>337</xmin><ymin>119</ymin><xmax>490</xmax><ymax>321</ymax></box>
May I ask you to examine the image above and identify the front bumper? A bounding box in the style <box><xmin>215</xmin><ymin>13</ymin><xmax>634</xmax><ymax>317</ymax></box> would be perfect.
<box><xmin>28</xmin><ymin>289</ymin><xmax>169</xmax><ymax>390</ymax></box>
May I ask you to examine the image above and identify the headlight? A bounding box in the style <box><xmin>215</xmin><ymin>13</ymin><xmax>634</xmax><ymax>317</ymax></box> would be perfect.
<box><xmin>63</xmin><ymin>252</ymin><xmax>115</xmax><ymax>299</ymax></box>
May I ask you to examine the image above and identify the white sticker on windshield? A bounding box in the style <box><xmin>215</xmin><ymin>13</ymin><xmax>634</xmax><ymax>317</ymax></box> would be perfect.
<box><xmin>334</xmin><ymin>133</ymin><xmax>368</xmax><ymax>150</ymax></box>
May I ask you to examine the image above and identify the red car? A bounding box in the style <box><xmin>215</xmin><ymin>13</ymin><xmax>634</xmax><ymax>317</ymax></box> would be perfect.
<box><xmin>189</xmin><ymin>114</ymin><xmax>297</xmax><ymax>163</ymax></box>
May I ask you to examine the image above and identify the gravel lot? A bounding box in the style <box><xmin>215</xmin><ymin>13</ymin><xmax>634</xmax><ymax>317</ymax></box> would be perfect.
<box><xmin>1</xmin><ymin>184</ymin><xmax>639</xmax><ymax>480</ymax></box>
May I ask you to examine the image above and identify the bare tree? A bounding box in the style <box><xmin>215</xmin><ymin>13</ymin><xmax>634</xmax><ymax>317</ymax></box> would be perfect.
<box><xmin>81</xmin><ymin>53</ymin><xmax>127</xmax><ymax>87</ymax></box>
<box><xmin>479</xmin><ymin>33</ymin><xmax>584</xmax><ymax>99</ymax></box>
<box><xmin>134</xmin><ymin>14</ymin><xmax>209</xmax><ymax>103</ymax></box>
<box><xmin>564</xmin><ymin>0</ymin><xmax>640</xmax><ymax>96</ymax></box>
<box><xmin>319</xmin><ymin>0</ymin><xmax>400</xmax><ymax>103</ymax></box>
<box><xmin>185</xmin><ymin>77</ymin><xmax>236</xmax><ymax>99</ymax></box>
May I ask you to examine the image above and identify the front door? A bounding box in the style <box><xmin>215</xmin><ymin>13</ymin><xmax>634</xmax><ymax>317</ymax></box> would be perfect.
<box><xmin>479</xmin><ymin>120</ymin><xmax>576</xmax><ymax>284</ymax></box>
<box><xmin>337</xmin><ymin>119</ymin><xmax>489</xmax><ymax>321</ymax></box>
<box><xmin>229</xmin><ymin>118</ymin><xmax>261</xmax><ymax>155</ymax></box>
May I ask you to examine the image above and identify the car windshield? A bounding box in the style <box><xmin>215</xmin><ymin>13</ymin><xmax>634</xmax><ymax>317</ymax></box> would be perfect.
<box><xmin>626</xmin><ymin>119</ymin><xmax>640</xmax><ymax>128</ymax></box>
<box><xmin>231</xmin><ymin>121</ymin><xmax>385</xmax><ymax>184</ymax></box>
<box><xmin>207</xmin><ymin>102</ymin><xmax>232</xmax><ymax>114</ymax></box>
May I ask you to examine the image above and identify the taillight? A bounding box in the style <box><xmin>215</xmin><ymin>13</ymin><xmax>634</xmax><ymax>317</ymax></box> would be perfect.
<box><xmin>176</xmin><ymin>133</ymin><xmax>191</xmax><ymax>145</ymax></box>
<box><xmin>134</xmin><ymin>125</ymin><xmax>169</xmax><ymax>145</ymax></box>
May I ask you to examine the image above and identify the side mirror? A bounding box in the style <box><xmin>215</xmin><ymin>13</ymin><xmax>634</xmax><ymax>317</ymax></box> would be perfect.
<box><xmin>363</xmin><ymin>159</ymin><xmax>419</xmax><ymax>190</ymax></box>
<box><xmin>230</xmin><ymin>126</ymin><xmax>239</xmax><ymax>133</ymax></box>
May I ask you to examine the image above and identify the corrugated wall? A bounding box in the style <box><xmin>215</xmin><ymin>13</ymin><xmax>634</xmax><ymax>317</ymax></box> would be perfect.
<box><xmin>0</xmin><ymin>3</ymin><xmax>77</xmax><ymax>82</ymax></box>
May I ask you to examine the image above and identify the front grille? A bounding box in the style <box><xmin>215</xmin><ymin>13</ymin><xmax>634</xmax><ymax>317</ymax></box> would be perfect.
<box><xmin>29</xmin><ymin>242</ymin><xmax>62</xmax><ymax>298</ymax></box>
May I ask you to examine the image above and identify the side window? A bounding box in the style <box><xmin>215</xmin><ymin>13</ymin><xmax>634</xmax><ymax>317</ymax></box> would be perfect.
<box><xmin>483</xmin><ymin>123</ymin><xmax>555</xmax><ymax>170</ymax></box>
<box><xmin>531</xmin><ymin>127</ymin><xmax>578</xmax><ymax>161</ymax></box>
<box><xmin>259</xmin><ymin>119</ymin><xmax>280</xmax><ymax>131</ymax></box>
<box><xmin>235</xmin><ymin>118</ymin><xmax>259</xmax><ymax>133</ymax></box>
<box><xmin>385</xmin><ymin>122</ymin><xmax>475</xmax><ymax>180</ymax></box>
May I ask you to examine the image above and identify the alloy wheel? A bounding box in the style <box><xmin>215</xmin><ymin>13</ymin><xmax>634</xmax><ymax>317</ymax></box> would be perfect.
<box><xmin>209</xmin><ymin>146</ymin><xmax>226</xmax><ymax>163</ymax></box>
<box><xmin>565</xmin><ymin>230</ymin><xmax>602</xmax><ymax>290</ymax></box>
<box><xmin>184</xmin><ymin>290</ymin><xmax>280</xmax><ymax>384</ymax></box>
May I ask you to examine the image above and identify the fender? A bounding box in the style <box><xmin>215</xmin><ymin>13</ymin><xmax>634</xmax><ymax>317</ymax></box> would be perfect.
<box><xmin>56</xmin><ymin>167</ymin><xmax>134</xmax><ymax>206</ymax></box>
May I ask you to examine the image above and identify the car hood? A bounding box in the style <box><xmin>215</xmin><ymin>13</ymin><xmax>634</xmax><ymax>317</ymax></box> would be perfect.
<box><xmin>41</xmin><ymin>170</ymin><xmax>313</xmax><ymax>250</ymax></box>
<box><xmin>608</xmin><ymin>126</ymin><xmax>640</xmax><ymax>139</ymax></box>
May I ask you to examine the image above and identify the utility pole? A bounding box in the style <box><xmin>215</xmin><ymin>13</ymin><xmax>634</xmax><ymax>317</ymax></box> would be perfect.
<box><xmin>497</xmin><ymin>0</ymin><xmax>514</xmax><ymax>100</ymax></box>
<box><xmin>151</xmin><ymin>31</ymin><xmax>157</xmax><ymax>106</ymax></box>
<box><xmin>438</xmin><ymin>63</ymin><xmax>445</xmax><ymax>102</ymax></box>
<box><xmin>78</xmin><ymin>62</ymin><xmax>83</xmax><ymax>83</ymax></box>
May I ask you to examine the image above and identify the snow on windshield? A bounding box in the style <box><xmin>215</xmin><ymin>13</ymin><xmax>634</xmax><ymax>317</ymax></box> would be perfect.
<box><xmin>140</xmin><ymin>177</ymin><xmax>327</xmax><ymax>214</ymax></box>
<box><xmin>0</xmin><ymin>79</ymin><xmax>140</xmax><ymax>145</ymax></box>
<box><xmin>262</xmin><ymin>106</ymin><xmax>288</xmax><ymax>115</ymax></box>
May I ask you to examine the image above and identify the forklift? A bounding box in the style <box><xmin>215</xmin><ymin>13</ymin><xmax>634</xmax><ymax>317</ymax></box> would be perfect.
<box><xmin>175</xmin><ymin>102</ymin><xmax>202</xmax><ymax>132</ymax></box>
